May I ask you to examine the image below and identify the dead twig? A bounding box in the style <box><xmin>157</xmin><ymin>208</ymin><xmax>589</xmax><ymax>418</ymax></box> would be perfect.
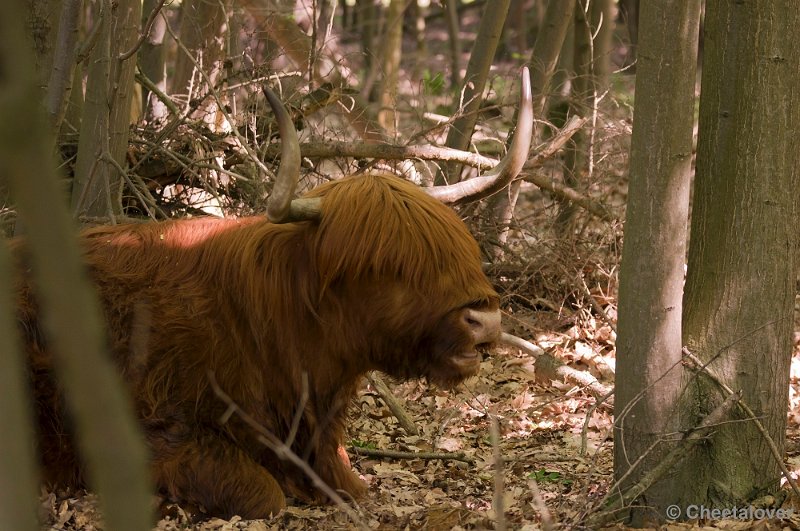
<box><xmin>348</xmin><ymin>446</ymin><xmax>474</xmax><ymax>464</ymax></box>
<box><xmin>366</xmin><ymin>372</ymin><xmax>419</xmax><ymax>436</ymax></box>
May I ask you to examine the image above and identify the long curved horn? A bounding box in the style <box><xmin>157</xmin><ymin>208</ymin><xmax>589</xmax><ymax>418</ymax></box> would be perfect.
<box><xmin>263</xmin><ymin>86</ymin><xmax>321</xmax><ymax>222</ymax></box>
<box><xmin>426</xmin><ymin>66</ymin><xmax>533</xmax><ymax>205</ymax></box>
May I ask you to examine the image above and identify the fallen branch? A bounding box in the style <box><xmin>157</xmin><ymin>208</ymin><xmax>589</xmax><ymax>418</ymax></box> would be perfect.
<box><xmin>499</xmin><ymin>333</ymin><xmax>613</xmax><ymax>403</ymax></box>
<box><xmin>366</xmin><ymin>372</ymin><xmax>419</xmax><ymax>436</ymax></box>
<box><xmin>264</xmin><ymin>141</ymin><xmax>499</xmax><ymax>169</ymax></box>
<box><xmin>348</xmin><ymin>446</ymin><xmax>474</xmax><ymax>464</ymax></box>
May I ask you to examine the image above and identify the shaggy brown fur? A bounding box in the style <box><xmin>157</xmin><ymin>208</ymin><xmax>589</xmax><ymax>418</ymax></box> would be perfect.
<box><xmin>15</xmin><ymin>174</ymin><xmax>500</xmax><ymax>519</ymax></box>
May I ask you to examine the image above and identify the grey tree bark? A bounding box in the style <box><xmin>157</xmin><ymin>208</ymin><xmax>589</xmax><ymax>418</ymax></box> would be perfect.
<box><xmin>677</xmin><ymin>0</ymin><xmax>800</xmax><ymax>511</ymax></box>
<box><xmin>612</xmin><ymin>0</ymin><xmax>700</xmax><ymax>526</ymax></box>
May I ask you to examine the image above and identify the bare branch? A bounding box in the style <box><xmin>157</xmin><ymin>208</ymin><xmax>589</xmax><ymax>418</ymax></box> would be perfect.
<box><xmin>348</xmin><ymin>446</ymin><xmax>474</xmax><ymax>464</ymax></box>
<box><xmin>366</xmin><ymin>373</ymin><xmax>419</xmax><ymax>436</ymax></box>
<box><xmin>119</xmin><ymin>0</ymin><xmax>168</xmax><ymax>61</ymax></box>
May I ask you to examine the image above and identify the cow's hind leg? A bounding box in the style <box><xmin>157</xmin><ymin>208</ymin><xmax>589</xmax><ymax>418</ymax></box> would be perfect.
<box><xmin>154</xmin><ymin>435</ymin><xmax>286</xmax><ymax>520</ymax></box>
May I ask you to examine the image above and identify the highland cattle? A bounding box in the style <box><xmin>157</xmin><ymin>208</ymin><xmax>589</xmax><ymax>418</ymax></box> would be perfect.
<box><xmin>14</xmin><ymin>69</ymin><xmax>532</xmax><ymax>519</ymax></box>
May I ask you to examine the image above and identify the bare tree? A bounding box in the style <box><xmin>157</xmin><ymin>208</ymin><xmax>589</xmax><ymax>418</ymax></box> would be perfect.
<box><xmin>612</xmin><ymin>0</ymin><xmax>700</xmax><ymax>524</ymax></box>
<box><xmin>677</xmin><ymin>0</ymin><xmax>800</xmax><ymax>512</ymax></box>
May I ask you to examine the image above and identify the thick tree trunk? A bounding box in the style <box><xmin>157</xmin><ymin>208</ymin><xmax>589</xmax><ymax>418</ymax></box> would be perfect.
<box><xmin>613</xmin><ymin>1</ymin><xmax>700</xmax><ymax>526</ymax></box>
<box><xmin>678</xmin><ymin>0</ymin><xmax>800</xmax><ymax>510</ymax></box>
<box><xmin>71</xmin><ymin>0</ymin><xmax>142</xmax><ymax>219</ymax></box>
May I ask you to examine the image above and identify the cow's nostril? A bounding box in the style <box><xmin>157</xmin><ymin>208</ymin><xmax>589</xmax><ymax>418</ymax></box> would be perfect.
<box><xmin>461</xmin><ymin>308</ymin><xmax>502</xmax><ymax>344</ymax></box>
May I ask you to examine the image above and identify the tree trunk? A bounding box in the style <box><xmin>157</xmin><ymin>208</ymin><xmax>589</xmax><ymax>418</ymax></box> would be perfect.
<box><xmin>71</xmin><ymin>0</ymin><xmax>142</xmax><ymax>219</ymax></box>
<box><xmin>440</xmin><ymin>0</ymin><xmax>511</xmax><ymax>184</ymax></box>
<box><xmin>590</xmin><ymin>0</ymin><xmax>614</xmax><ymax>93</ymax></box>
<box><xmin>554</xmin><ymin>0</ymin><xmax>591</xmax><ymax>232</ymax></box>
<box><xmin>25</xmin><ymin>0</ymin><xmax>60</xmax><ymax>92</ymax></box>
<box><xmin>612</xmin><ymin>0</ymin><xmax>700</xmax><ymax>524</ymax></box>
<box><xmin>409</xmin><ymin>0</ymin><xmax>428</xmax><ymax>81</ymax></box>
<box><xmin>487</xmin><ymin>0</ymin><xmax>575</xmax><ymax>257</ymax></box>
<box><xmin>139</xmin><ymin>0</ymin><xmax>169</xmax><ymax>123</ymax></box>
<box><xmin>618</xmin><ymin>0</ymin><xmax>638</xmax><ymax>70</ymax></box>
<box><xmin>376</xmin><ymin>0</ymin><xmax>405</xmax><ymax>133</ymax></box>
<box><xmin>443</xmin><ymin>0</ymin><xmax>461</xmax><ymax>88</ymax></box>
<box><xmin>1</xmin><ymin>1</ymin><xmax>153</xmax><ymax>529</ymax></box>
<box><xmin>357</xmin><ymin>0</ymin><xmax>379</xmax><ymax>88</ymax></box>
<box><xmin>678</xmin><ymin>0</ymin><xmax>800</xmax><ymax>511</ymax></box>
<box><xmin>0</xmin><ymin>239</ymin><xmax>38</xmax><ymax>531</ymax></box>
<box><xmin>45</xmin><ymin>0</ymin><xmax>82</xmax><ymax>134</ymax></box>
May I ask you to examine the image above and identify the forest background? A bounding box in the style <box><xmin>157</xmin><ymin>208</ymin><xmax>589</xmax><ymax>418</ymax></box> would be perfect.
<box><xmin>1</xmin><ymin>0</ymin><xmax>799</xmax><ymax>529</ymax></box>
